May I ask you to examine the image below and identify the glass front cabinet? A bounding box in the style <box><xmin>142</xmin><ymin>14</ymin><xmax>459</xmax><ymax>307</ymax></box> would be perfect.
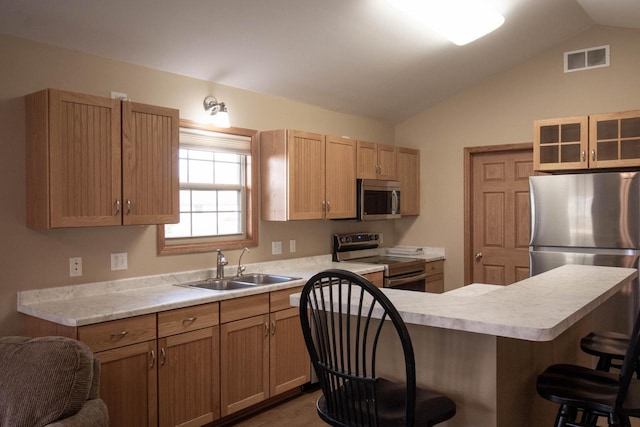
<box><xmin>534</xmin><ymin>110</ymin><xmax>640</xmax><ymax>171</ymax></box>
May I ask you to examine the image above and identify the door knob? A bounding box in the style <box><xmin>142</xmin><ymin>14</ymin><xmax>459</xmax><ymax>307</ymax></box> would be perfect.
<box><xmin>475</xmin><ymin>252</ymin><xmax>483</xmax><ymax>261</ymax></box>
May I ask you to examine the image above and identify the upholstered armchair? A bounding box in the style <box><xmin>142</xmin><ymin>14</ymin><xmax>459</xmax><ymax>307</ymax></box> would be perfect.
<box><xmin>0</xmin><ymin>336</ymin><xmax>108</xmax><ymax>426</ymax></box>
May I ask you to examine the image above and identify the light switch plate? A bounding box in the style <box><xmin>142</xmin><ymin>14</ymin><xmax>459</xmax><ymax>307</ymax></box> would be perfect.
<box><xmin>111</xmin><ymin>252</ymin><xmax>128</xmax><ymax>271</ymax></box>
<box><xmin>272</xmin><ymin>241</ymin><xmax>282</xmax><ymax>255</ymax></box>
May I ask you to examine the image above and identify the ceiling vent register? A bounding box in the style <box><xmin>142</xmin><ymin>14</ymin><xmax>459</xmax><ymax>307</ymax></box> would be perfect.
<box><xmin>564</xmin><ymin>45</ymin><xmax>610</xmax><ymax>73</ymax></box>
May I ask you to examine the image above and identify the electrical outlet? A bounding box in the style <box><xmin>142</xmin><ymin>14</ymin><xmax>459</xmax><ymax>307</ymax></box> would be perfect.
<box><xmin>272</xmin><ymin>241</ymin><xmax>282</xmax><ymax>255</ymax></box>
<box><xmin>111</xmin><ymin>252</ymin><xmax>128</xmax><ymax>271</ymax></box>
<box><xmin>69</xmin><ymin>257</ymin><xmax>82</xmax><ymax>277</ymax></box>
<box><xmin>290</xmin><ymin>239</ymin><xmax>296</xmax><ymax>253</ymax></box>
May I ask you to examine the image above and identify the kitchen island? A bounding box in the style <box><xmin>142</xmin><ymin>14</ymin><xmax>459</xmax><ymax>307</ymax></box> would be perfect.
<box><xmin>290</xmin><ymin>265</ymin><xmax>638</xmax><ymax>427</ymax></box>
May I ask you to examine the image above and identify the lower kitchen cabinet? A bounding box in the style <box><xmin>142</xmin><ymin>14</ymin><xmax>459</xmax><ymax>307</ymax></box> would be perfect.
<box><xmin>97</xmin><ymin>341</ymin><xmax>158</xmax><ymax>427</ymax></box>
<box><xmin>158</xmin><ymin>303</ymin><xmax>220</xmax><ymax>427</ymax></box>
<box><xmin>362</xmin><ymin>271</ymin><xmax>384</xmax><ymax>287</ymax></box>
<box><xmin>425</xmin><ymin>260</ymin><xmax>445</xmax><ymax>293</ymax></box>
<box><xmin>220</xmin><ymin>294</ymin><xmax>271</xmax><ymax>416</ymax></box>
<box><xmin>219</xmin><ymin>289</ymin><xmax>310</xmax><ymax>417</ymax></box>
<box><xmin>269</xmin><ymin>287</ymin><xmax>310</xmax><ymax>396</ymax></box>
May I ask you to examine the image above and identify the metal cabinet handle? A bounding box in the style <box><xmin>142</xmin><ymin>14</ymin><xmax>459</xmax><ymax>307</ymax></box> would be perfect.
<box><xmin>115</xmin><ymin>200</ymin><xmax>121</xmax><ymax>215</ymax></box>
<box><xmin>326</xmin><ymin>201</ymin><xmax>331</xmax><ymax>212</ymax></box>
<box><xmin>581</xmin><ymin>151</ymin><xmax>586</xmax><ymax>162</ymax></box>
<box><xmin>591</xmin><ymin>149</ymin><xmax>596</xmax><ymax>161</ymax></box>
<box><xmin>264</xmin><ymin>322</ymin><xmax>269</xmax><ymax>337</ymax></box>
<box><xmin>322</xmin><ymin>200</ymin><xmax>326</xmax><ymax>212</ymax></box>
<box><xmin>126</xmin><ymin>200</ymin><xmax>132</xmax><ymax>215</ymax></box>
<box><xmin>150</xmin><ymin>350</ymin><xmax>155</xmax><ymax>369</ymax></box>
<box><xmin>110</xmin><ymin>330</ymin><xmax>128</xmax><ymax>339</ymax></box>
<box><xmin>160</xmin><ymin>347</ymin><xmax>166</xmax><ymax>366</ymax></box>
<box><xmin>271</xmin><ymin>320</ymin><xmax>276</xmax><ymax>336</ymax></box>
<box><xmin>182</xmin><ymin>317</ymin><xmax>196</xmax><ymax>324</ymax></box>
<box><xmin>475</xmin><ymin>252</ymin><xmax>483</xmax><ymax>261</ymax></box>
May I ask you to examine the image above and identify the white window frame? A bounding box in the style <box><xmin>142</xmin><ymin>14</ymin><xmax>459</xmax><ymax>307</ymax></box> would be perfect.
<box><xmin>157</xmin><ymin>119</ymin><xmax>258</xmax><ymax>255</ymax></box>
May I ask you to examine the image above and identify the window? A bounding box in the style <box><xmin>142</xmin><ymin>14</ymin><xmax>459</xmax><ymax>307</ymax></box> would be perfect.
<box><xmin>157</xmin><ymin>120</ymin><xmax>258</xmax><ymax>255</ymax></box>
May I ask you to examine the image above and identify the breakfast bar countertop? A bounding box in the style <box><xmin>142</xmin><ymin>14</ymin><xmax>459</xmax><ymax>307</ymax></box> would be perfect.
<box><xmin>291</xmin><ymin>264</ymin><xmax>638</xmax><ymax>342</ymax></box>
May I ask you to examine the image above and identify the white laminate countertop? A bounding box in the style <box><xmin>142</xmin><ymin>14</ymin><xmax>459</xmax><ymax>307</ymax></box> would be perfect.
<box><xmin>290</xmin><ymin>265</ymin><xmax>638</xmax><ymax>342</ymax></box>
<box><xmin>17</xmin><ymin>255</ymin><xmax>385</xmax><ymax>327</ymax></box>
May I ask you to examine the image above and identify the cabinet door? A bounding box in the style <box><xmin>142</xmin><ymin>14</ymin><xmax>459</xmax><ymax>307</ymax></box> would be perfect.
<box><xmin>270</xmin><ymin>307</ymin><xmax>310</xmax><ymax>396</ymax></box>
<box><xmin>590</xmin><ymin>110</ymin><xmax>640</xmax><ymax>169</ymax></box>
<box><xmin>288</xmin><ymin>131</ymin><xmax>325</xmax><ymax>220</ymax></box>
<box><xmin>48</xmin><ymin>90</ymin><xmax>122</xmax><ymax>227</ymax></box>
<box><xmin>96</xmin><ymin>341</ymin><xmax>158</xmax><ymax>427</ymax></box>
<box><xmin>220</xmin><ymin>314</ymin><xmax>270</xmax><ymax>416</ymax></box>
<box><xmin>533</xmin><ymin>116</ymin><xmax>588</xmax><ymax>171</ymax></box>
<box><xmin>325</xmin><ymin>136</ymin><xmax>357</xmax><ymax>219</ymax></box>
<box><xmin>377</xmin><ymin>143</ymin><xmax>397</xmax><ymax>180</ymax></box>
<box><xmin>396</xmin><ymin>147</ymin><xmax>420</xmax><ymax>215</ymax></box>
<box><xmin>158</xmin><ymin>327</ymin><xmax>220</xmax><ymax>427</ymax></box>
<box><xmin>356</xmin><ymin>140</ymin><xmax>378</xmax><ymax>179</ymax></box>
<box><xmin>121</xmin><ymin>102</ymin><xmax>179</xmax><ymax>225</ymax></box>
<box><xmin>362</xmin><ymin>271</ymin><xmax>384</xmax><ymax>288</ymax></box>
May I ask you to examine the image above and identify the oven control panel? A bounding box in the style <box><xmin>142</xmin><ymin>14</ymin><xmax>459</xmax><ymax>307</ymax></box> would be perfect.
<box><xmin>334</xmin><ymin>233</ymin><xmax>381</xmax><ymax>250</ymax></box>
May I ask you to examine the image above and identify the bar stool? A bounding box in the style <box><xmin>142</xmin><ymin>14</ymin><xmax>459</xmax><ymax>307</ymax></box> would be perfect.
<box><xmin>536</xmin><ymin>317</ymin><xmax>640</xmax><ymax>427</ymax></box>
<box><xmin>581</xmin><ymin>331</ymin><xmax>629</xmax><ymax>372</ymax></box>
<box><xmin>581</xmin><ymin>331</ymin><xmax>640</xmax><ymax>378</ymax></box>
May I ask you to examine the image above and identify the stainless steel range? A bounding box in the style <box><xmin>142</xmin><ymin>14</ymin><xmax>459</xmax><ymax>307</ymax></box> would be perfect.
<box><xmin>333</xmin><ymin>232</ymin><xmax>427</xmax><ymax>292</ymax></box>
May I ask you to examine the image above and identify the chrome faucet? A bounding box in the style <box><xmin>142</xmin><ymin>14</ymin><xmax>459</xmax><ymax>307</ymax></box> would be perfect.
<box><xmin>216</xmin><ymin>249</ymin><xmax>228</xmax><ymax>279</ymax></box>
<box><xmin>236</xmin><ymin>247</ymin><xmax>250</xmax><ymax>277</ymax></box>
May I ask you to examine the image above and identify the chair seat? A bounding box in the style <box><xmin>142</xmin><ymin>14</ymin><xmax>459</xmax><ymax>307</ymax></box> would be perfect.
<box><xmin>581</xmin><ymin>331</ymin><xmax>630</xmax><ymax>360</ymax></box>
<box><xmin>537</xmin><ymin>364</ymin><xmax>620</xmax><ymax>416</ymax></box>
<box><xmin>317</xmin><ymin>378</ymin><xmax>456</xmax><ymax>427</ymax></box>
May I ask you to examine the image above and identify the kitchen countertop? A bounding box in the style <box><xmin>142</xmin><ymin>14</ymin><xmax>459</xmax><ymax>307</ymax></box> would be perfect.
<box><xmin>290</xmin><ymin>265</ymin><xmax>637</xmax><ymax>342</ymax></box>
<box><xmin>17</xmin><ymin>255</ymin><xmax>384</xmax><ymax>327</ymax></box>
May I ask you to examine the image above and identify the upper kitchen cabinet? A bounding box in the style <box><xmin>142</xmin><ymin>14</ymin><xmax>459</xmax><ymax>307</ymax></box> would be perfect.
<box><xmin>261</xmin><ymin>130</ymin><xmax>356</xmax><ymax>221</ymax></box>
<box><xmin>25</xmin><ymin>89</ymin><xmax>179</xmax><ymax>228</ymax></box>
<box><xmin>357</xmin><ymin>140</ymin><xmax>396</xmax><ymax>180</ymax></box>
<box><xmin>589</xmin><ymin>110</ymin><xmax>640</xmax><ymax>169</ymax></box>
<box><xmin>534</xmin><ymin>116</ymin><xmax>588</xmax><ymax>171</ymax></box>
<box><xmin>534</xmin><ymin>110</ymin><xmax>640</xmax><ymax>171</ymax></box>
<box><xmin>396</xmin><ymin>147</ymin><xmax>420</xmax><ymax>216</ymax></box>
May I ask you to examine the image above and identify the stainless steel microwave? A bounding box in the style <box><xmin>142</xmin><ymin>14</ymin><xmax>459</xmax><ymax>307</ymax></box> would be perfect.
<box><xmin>357</xmin><ymin>179</ymin><xmax>401</xmax><ymax>221</ymax></box>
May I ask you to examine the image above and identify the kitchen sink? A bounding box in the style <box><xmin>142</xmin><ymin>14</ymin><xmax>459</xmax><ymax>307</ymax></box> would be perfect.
<box><xmin>175</xmin><ymin>278</ymin><xmax>256</xmax><ymax>291</ymax></box>
<box><xmin>233</xmin><ymin>273</ymin><xmax>301</xmax><ymax>285</ymax></box>
<box><xmin>175</xmin><ymin>274</ymin><xmax>300</xmax><ymax>291</ymax></box>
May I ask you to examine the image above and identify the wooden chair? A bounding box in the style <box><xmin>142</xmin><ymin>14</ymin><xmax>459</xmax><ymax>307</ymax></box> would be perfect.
<box><xmin>299</xmin><ymin>269</ymin><xmax>456</xmax><ymax>426</ymax></box>
<box><xmin>536</xmin><ymin>311</ymin><xmax>640</xmax><ymax>426</ymax></box>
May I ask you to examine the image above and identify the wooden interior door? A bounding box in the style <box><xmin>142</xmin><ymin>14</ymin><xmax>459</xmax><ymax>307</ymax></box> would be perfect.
<box><xmin>466</xmin><ymin>145</ymin><xmax>533</xmax><ymax>285</ymax></box>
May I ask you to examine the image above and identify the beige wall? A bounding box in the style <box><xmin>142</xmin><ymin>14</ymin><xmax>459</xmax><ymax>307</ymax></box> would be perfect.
<box><xmin>3</xmin><ymin>25</ymin><xmax>639</xmax><ymax>336</ymax></box>
<box><xmin>395</xmin><ymin>25</ymin><xmax>640</xmax><ymax>290</ymax></box>
<box><xmin>0</xmin><ymin>34</ymin><xmax>396</xmax><ymax>335</ymax></box>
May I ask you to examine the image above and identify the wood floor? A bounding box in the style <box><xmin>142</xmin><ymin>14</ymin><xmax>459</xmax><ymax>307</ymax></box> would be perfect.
<box><xmin>233</xmin><ymin>389</ymin><xmax>325</xmax><ymax>427</ymax></box>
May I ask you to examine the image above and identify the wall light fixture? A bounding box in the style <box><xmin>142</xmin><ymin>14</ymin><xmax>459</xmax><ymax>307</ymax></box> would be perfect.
<box><xmin>203</xmin><ymin>96</ymin><xmax>231</xmax><ymax>128</ymax></box>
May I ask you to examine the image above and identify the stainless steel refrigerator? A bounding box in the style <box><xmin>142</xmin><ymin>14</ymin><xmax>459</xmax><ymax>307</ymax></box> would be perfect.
<box><xmin>529</xmin><ymin>171</ymin><xmax>640</xmax><ymax>335</ymax></box>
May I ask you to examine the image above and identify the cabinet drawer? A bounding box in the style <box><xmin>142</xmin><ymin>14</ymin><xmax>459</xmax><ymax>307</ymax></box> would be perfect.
<box><xmin>425</xmin><ymin>260</ymin><xmax>444</xmax><ymax>276</ymax></box>
<box><xmin>270</xmin><ymin>286</ymin><xmax>304</xmax><ymax>312</ymax></box>
<box><xmin>220</xmin><ymin>293</ymin><xmax>270</xmax><ymax>324</ymax></box>
<box><xmin>158</xmin><ymin>302</ymin><xmax>219</xmax><ymax>338</ymax></box>
<box><xmin>78</xmin><ymin>314</ymin><xmax>156</xmax><ymax>353</ymax></box>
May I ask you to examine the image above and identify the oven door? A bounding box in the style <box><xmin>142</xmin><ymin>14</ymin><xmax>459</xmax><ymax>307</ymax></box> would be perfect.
<box><xmin>385</xmin><ymin>271</ymin><xmax>427</xmax><ymax>292</ymax></box>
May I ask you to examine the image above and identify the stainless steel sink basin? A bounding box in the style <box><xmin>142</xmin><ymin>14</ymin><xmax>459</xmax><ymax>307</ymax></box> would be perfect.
<box><xmin>175</xmin><ymin>274</ymin><xmax>300</xmax><ymax>291</ymax></box>
<box><xmin>233</xmin><ymin>273</ymin><xmax>301</xmax><ymax>285</ymax></box>
<box><xmin>175</xmin><ymin>278</ymin><xmax>256</xmax><ymax>291</ymax></box>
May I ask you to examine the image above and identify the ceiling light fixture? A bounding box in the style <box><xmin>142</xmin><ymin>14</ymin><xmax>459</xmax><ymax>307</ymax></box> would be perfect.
<box><xmin>390</xmin><ymin>0</ymin><xmax>505</xmax><ymax>46</ymax></box>
<box><xmin>203</xmin><ymin>96</ymin><xmax>230</xmax><ymax>128</ymax></box>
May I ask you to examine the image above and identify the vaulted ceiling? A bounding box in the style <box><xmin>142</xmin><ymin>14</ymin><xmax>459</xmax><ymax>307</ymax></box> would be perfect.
<box><xmin>0</xmin><ymin>0</ymin><xmax>638</xmax><ymax>123</ymax></box>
